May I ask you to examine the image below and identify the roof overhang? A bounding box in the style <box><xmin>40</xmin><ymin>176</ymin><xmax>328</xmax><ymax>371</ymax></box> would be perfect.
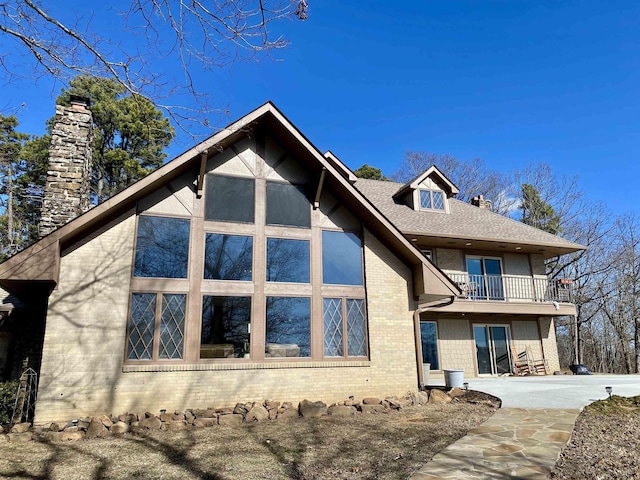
<box><xmin>405</xmin><ymin>232</ymin><xmax>585</xmax><ymax>258</ymax></box>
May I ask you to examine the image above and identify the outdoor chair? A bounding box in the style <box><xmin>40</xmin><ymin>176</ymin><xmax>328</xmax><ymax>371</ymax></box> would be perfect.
<box><xmin>511</xmin><ymin>346</ymin><xmax>531</xmax><ymax>375</ymax></box>
<box><xmin>526</xmin><ymin>346</ymin><xmax>550</xmax><ymax>375</ymax></box>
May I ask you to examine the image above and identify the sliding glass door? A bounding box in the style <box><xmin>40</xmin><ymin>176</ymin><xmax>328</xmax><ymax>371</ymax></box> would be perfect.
<box><xmin>473</xmin><ymin>325</ymin><xmax>512</xmax><ymax>375</ymax></box>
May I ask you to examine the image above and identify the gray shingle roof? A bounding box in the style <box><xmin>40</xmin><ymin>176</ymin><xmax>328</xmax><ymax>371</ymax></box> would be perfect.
<box><xmin>354</xmin><ymin>178</ymin><xmax>584</xmax><ymax>251</ymax></box>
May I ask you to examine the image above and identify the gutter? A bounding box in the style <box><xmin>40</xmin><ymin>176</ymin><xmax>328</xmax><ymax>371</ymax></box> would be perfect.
<box><xmin>413</xmin><ymin>296</ymin><xmax>456</xmax><ymax>389</ymax></box>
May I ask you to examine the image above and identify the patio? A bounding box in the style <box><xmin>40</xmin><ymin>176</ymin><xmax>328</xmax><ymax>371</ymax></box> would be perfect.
<box><xmin>431</xmin><ymin>374</ymin><xmax>640</xmax><ymax>409</ymax></box>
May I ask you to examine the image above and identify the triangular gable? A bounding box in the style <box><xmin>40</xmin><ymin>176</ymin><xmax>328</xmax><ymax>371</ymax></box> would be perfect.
<box><xmin>393</xmin><ymin>165</ymin><xmax>460</xmax><ymax>200</ymax></box>
<box><xmin>0</xmin><ymin>102</ymin><xmax>459</xmax><ymax>300</ymax></box>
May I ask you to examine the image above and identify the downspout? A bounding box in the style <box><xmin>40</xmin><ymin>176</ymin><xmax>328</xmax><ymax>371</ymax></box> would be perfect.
<box><xmin>413</xmin><ymin>296</ymin><xmax>456</xmax><ymax>389</ymax></box>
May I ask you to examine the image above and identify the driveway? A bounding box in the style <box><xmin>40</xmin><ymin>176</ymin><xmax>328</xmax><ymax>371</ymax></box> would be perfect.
<box><xmin>432</xmin><ymin>374</ymin><xmax>640</xmax><ymax>409</ymax></box>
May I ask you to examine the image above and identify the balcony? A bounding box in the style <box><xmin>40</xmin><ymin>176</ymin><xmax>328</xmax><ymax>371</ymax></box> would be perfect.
<box><xmin>443</xmin><ymin>272</ymin><xmax>573</xmax><ymax>304</ymax></box>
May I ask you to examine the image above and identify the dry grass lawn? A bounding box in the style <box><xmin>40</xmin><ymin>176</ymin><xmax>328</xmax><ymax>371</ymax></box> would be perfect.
<box><xmin>0</xmin><ymin>400</ymin><xmax>497</xmax><ymax>480</ymax></box>
<box><xmin>551</xmin><ymin>395</ymin><xmax>640</xmax><ymax>480</ymax></box>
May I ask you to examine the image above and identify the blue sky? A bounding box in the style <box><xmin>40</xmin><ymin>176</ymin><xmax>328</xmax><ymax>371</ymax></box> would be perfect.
<box><xmin>2</xmin><ymin>1</ymin><xmax>638</xmax><ymax>215</ymax></box>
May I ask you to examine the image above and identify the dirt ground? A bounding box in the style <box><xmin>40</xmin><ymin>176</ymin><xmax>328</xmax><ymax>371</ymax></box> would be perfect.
<box><xmin>0</xmin><ymin>393</ymin><xmax>499</xmax><ymax>480</ymax></box>
<box><xmin>551</xmin><ymin>395</ymin><xmax>640</xmax><ymax>480</ymax></box>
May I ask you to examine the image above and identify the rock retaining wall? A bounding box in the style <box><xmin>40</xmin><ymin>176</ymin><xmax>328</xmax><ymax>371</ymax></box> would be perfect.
<box><xmin>1</xmin><ymin>388</ymin><xmax>481</xmax><ymax>443</ymax></box>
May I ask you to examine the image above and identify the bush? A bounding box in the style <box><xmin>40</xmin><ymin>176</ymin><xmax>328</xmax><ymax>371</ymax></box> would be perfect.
<box><xmin>0</xmin><ymin>381</ymin><xmax>18</xmax><ymax>425</ymax></box>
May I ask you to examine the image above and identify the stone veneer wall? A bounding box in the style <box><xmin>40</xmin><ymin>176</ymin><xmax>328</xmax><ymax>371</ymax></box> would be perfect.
<box><xmin>39</xmin><ymin>100</ymin><xmax>93</xmax><ymax>237</ymax></box>
<box><xmin>34</xmin><ymin>222</ymin><xmax>419</xmax><ymax>424</ymax></box>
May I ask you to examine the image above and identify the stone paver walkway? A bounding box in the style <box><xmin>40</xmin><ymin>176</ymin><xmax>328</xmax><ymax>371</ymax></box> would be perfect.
<box><xmin>411</xmin><ymin>407</ymin><xmax>580</xmax><ymax>479</ymax></box>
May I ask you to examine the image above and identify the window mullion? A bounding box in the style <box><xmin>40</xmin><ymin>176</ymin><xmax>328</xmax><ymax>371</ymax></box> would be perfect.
<box><xmin>153</xmin><ymin>292</ymin><xmax>162</xmax><ymax>360</ymax></box>
<box><xmin>342</xmin><ymin>297</ymin><xmax>348</xmax><ymax>358</ymax></box>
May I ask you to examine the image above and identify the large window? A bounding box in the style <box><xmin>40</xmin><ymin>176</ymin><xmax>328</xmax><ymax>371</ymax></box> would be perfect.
<box><xmin>134</xmin><ymin>216</ymin><xmax>190</xmax><ymax>278</ymax></box>
<box><xmin>265</xmin><ymin>297</ymin><xmax>311</xmax><ymax>358</ymax></box>
<box><xmin>205</xmin><ymin>174</ymin><xmax>255</xmax><ymax>223</ymax></box>
<box><xmin>419</xmin><ymin>190</ymin><xmax>445</xmax><ymax>211</ymax></box>
<box><xmin>201</xmin><ymin>296</ymin><xmax>251</xmax><ymax>359</ymax></box>
<box><xmin>266</xmin><ymin>238</ymin><xmax>310</xmax><ymax>283</ymax></box>
<box><xmin>204</xmin><ymin>233</ymin><xmax>253</xmax><ymax>281</ymax></box>
<box><xmin>266</xmin><ymin>182</ymin><xmax>310</xmax><ymax>228</ymax></box>
<box><xmin>127</xmin><ymin>293</ymin><xmax>186</xmax><ymax>360</ymax></box>
<box><xmin>323</xmin><ymin>298</ymin><xmax>367</xmax><ymax>358</ymax></box>
<box><xmin>128</xmin><ymin>166</ymin><xmax>369</xmax><ymax>365</ymax></box>
<box><xmin>420</xmin><ymin>322</ymin><xmax>439</xmax><ymax>370</ymax></box>
<box><xmin>322</xmin><ymin>231</ymin><xmax>363</xmax><ymax>286</ymax></box>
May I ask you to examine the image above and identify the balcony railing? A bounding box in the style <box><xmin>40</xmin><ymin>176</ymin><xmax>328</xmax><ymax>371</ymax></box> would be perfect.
<box><xmin>443</xmin><ymin>272</ymin><xmax>572</xmax><ymax>303</ymax></box>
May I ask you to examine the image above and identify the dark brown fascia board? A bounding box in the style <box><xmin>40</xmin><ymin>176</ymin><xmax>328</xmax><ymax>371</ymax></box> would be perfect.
<box><xmin>0</xmin><ymin>101</ymin><xmax>459</xmax><ymax>298</ymax></box>
<box><xmin>393</xmin><ymin>165</ymin><xmax>460</xmax><ymax>200</ymax></box>
<box><xmin>323</xmin><ymin>151</ymin><xmax>357</xmax><ymax>184</ymax></box>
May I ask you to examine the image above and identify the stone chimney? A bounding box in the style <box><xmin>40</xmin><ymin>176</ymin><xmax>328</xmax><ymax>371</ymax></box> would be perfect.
<box><xmin>470</xmin><ymin>195</ymin><xmax>492</xmax><ymax>210</ymax></box>
<box><xmin>39</xmin><ymin>96</ymin><xmax>94</xmax><ymax>238</ymax></box>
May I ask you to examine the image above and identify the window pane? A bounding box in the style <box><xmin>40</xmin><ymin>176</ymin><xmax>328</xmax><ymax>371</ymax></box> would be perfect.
<box><xmin>346</xmin><ymin>299</ymin><xmax>367</xmax><ymax>356</ymax></box>
<box><xmin>134</xmin><ymin>216</ymin><xmax>190</xmax><ymax>278</ymax></box>
<box><xmin>266</xmin><ymin>238</ymin><xmax>310</xmax><ymax>283</ymax></box>
<box><xmin>322</xmin><ymin>231</ymin><xmax>363</xmax><ymax>285</ymax></box>
<box><xmin>420</xmin><ymin>322</ymin><xmax>439</xmax><ymax>370</ymax></box>
<box><xmin>265</xmin><ymin>297</ymin><xmax>311</xmax><ymax>358</ymax></box>
<box><xmin>127</xmin><ymin>293</ymin><xmax>156</xmax><ymax>360</ymax></box>
<box><xmin>205</xmin><ymin>174</ymin><xmax>255</xmax><ymax>223</ymax></box>
<box><xmin>432</xmin><ymin>191</ymin><xmax>445</xmax><ymax>210</ymax></box>
<box><xmin>420</xmin><ymin>190</ymin><xmax>432</xmax><ymax>209</ymax></box>
<box><xmin>204</xmin><ymin>233</ymin><xmax>253</xmax><ymax>281</ymax></box>
<box><xmin>266</xmin><ymin>182</ymin><xmax>311</xmax><ymax>227</ymax></box>
<box><xmin>159</xmin><ymin>294</ymin><xmax>186</xmax><ymax>359</ymax></box>
<box><xmin>323</xmin><ymin>298</ymin><xmax>343</xmax><ymax>357</ymax></box>
<box><xmin>201</xmin><ymin>296</ymin><xmax>251</xmax><ymax>359</ymax></box>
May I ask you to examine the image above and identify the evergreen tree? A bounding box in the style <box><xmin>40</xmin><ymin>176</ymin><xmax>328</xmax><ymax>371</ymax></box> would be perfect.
<box><xmin>0</xmin><ymin>115</ymin><xmax>30</xmax><ymax>260</ymax></box>
<box><xmin>354</xmin><ymin>164</ymin><xmax>389</xmax><ymax>181</ymax></box>
<box><xmin>520</xmin><ymin>183</ymin><xmax>562</xmax><ymax>235</ymax></box>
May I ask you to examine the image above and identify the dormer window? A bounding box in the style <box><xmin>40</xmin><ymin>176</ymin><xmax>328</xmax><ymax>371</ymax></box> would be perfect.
<box><xmin>420</xmin><ymin>190</ymin><xmax>445</xmax><ymax>211</ymax></box>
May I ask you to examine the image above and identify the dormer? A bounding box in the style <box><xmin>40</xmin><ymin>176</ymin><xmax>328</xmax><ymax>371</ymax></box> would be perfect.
<box><xmin>393</xmin><ymin>165</ymin><xmax>459</xmax><ymax>214</ymax></box>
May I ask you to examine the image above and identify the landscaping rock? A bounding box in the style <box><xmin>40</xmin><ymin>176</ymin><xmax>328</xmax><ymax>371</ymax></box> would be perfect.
<box><xmin>299</xmin><ymin>400</ymin><xmax>327</xmax><ymax>418</ymax></box>
<box><xmin>0</xmin><ymin>434</ymin><xmax>8</xmax><ymax>443</ymax></box>
<box><xmin>87</xmin><ymin>418</ymin><xmax>109</xmax><ymax>438</ymax></box>
<box><xmin>193</xmin><ymin>417</ymin><xmax>217</xmax><ymax>428</ymax></box>
<box><xmin>429</xmin><ymin>389</ymin><xmax>452</xmax><ymax>404</ymax></box>
<box><xmin>328</xmin><ymin>405</ymin><xmax>357</xmax><ymax>416</ymax></box>
<box><xmin>277</xmin><ymin>408</ymin><xmax>300</xmax><ymax>421</ymax></box>
<box><xmin>161</xmin><ymin>420</ymin><xmax>188</xmax><ymax>431</ymax></box>
<box><xmin>118</xmin><ymin>413</ymin><xmax>137</xmax><ymax>424</ymax></box>
<box><xmin>110</xmin><ymin>422</ymin><xmax>129</xmax><ymax>434</ymax></box>
<box><xmin>245</xmin><ymin>406</ymin><xmax>269</xmax><ymax>422</ymax></box>
<box><xmin>215</xmin><ymin>407</ymin><xmax>234</xmax><ymax>415</ymax></box>
<box><xmin>185</xmin><ymin>411</ymin><xmax>195</xmax><ymax>424</ymax></box>
<box><xmin>415</xmin><ymin>391</ymin><xmax>430</xmax><ymax>405</ymax></box>
<box><xmin>363</xmin><ymin>397</ymin><xmax>382</xmax><ymax>405</ymax></box>
<box><xmin>233</xmin><ymin>403</ymin><xmax>249</xmax><ymax>415</ymax></box>
<box><xmin>8</xmin><ymin>432</ymin><xmax>33</xmax><ymax>443</ymax></box>
<box><xmin>218</xmin><ymin>414</ymin><xmax>243</xmax><ymax>425</ymax></box>
<box><xmin>60</xmin><ymin>431</ymin><xmax>85</xmax><ymax>441</ymax></box>
<box><xmin>139</xmin><ymin>416</ymin><xmax>162</xmax><ymax>430</ymax></box>
<box><xmin>384</xmin><ymin>397</ymin><xmax>403</xmax><ymax>410</ymax></box>
<box><xmin>360</xmin><ymin>404</ymin><xmax>385</xmax><ymax>414</ymax></box>
<box><xmin>10</xmin><ymin>422</ymin><xmax>31</xmax><ymax>434</ymax></box>
<box><xmin>77</xmin><ymin>420</ymin><xmax>90</xmax><ymax>431</ymax></box>
<box><xmin>265</xmin><ymin>400</ymin><xmax>280</xmax><ymax>411</ymax></box>
<box><xmin>448</xmin><ymin>387</ymin><xmax>466</xmax><ymax>398</ymax></box>
<box><xmin>49</xmin><ymin>422</ymin><xmax>64</xmax><ymax>432</ymax></box>
<box><xmin>159</xmin><ymin>413</ymin><xmax>174</xmax><ymax>422</ymax></box>
<box><xmin>100</xmin><ymin>415</ymin><xmax>113</xmax><ymax>428</ymax></box>
<box><xmin>172</xmin><ymin>413</ymin><xmax>185</xmax><ymax>421</ymax></box>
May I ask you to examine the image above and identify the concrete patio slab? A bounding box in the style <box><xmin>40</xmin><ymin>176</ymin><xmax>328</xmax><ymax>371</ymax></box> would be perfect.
<box><xmin>435</xmin><ymin>374</ymin><xmax>640</xmax><ymax>408</ymax></box>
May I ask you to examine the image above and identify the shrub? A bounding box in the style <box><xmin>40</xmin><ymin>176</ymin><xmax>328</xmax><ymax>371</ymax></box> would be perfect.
<box><xmin>0</xmin><ymin>381</ymin><xmax>18</xmax><ymax>425</ymax></box>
